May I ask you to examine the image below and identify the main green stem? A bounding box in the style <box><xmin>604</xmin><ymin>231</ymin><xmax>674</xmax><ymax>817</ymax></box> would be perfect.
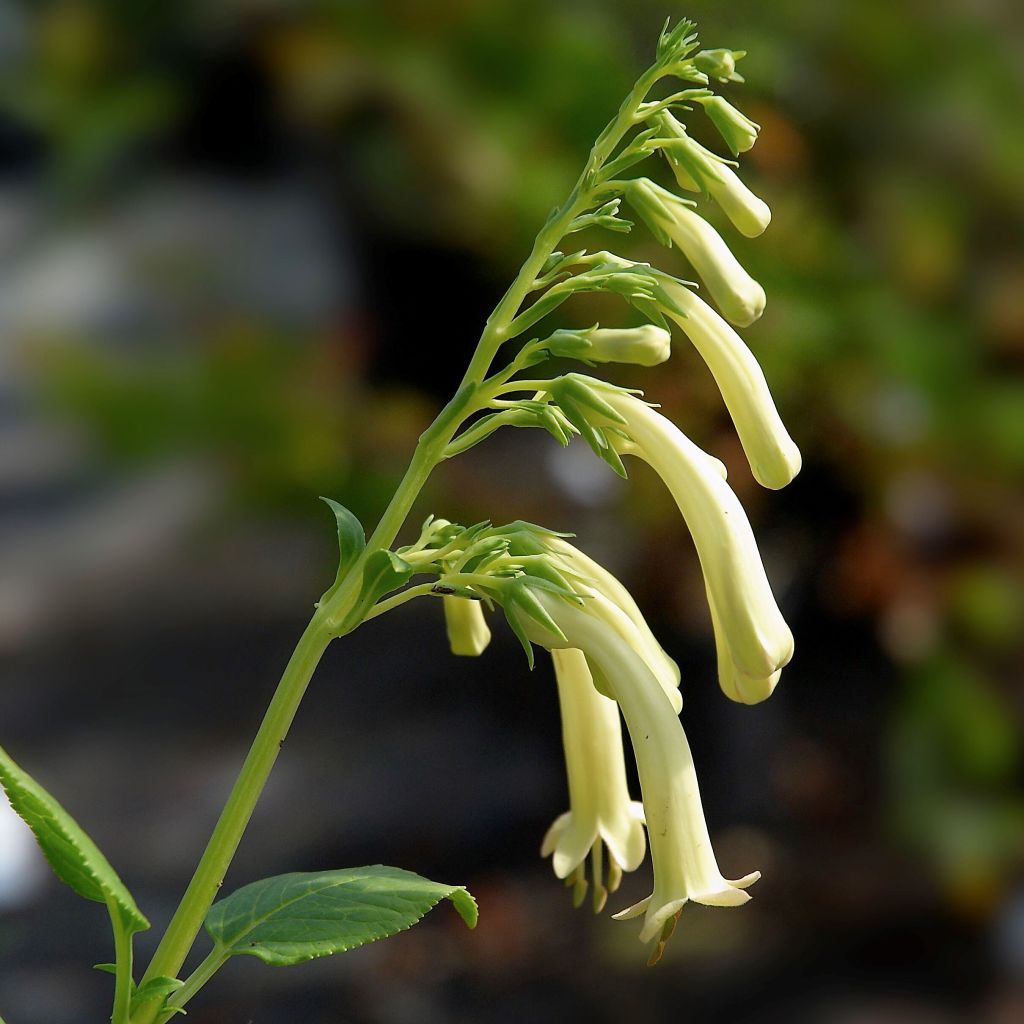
<box><xmin>131</xmin><ymin>62</ymin><xmax>661</xmax><ymax>1024</ymax></box>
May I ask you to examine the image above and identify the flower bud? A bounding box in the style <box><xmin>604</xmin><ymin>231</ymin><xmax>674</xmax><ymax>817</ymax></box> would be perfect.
<box><xmin>595</xmin><ymin>388</ymin><xmax>794</xmax><ymax>680</ymax></box>
<box><xmin>626</xmin><ymin>178</ymin><xmax>766</xmax><ymax>326</ymax></box>
<box><xmin>562</xmin><ymin>325</ymin><xmax>673</xmax><ymax>367</ymax></box>
<box><xmin>659</xmin><ymin>278</ymin><xmax>801</xmax><ymax>489</ymax></box>
<box><xmin>656</xmin><ymin>113</ymin><xmax>770</xmax><ymax>238</ymax></box>
<box><xmin>694</xmin><ymin>48</ymin><xmax>743</xmax><ymax>82</ymax></box>
<box><xmin>443</xmin><ymin>595</ymin><xmax>491</xmax><ymax>656</ymax></box>
<box><xmin>701</xmin><ymin>95</ymin><xmax>760</xmax><ymax>155</ymax></box>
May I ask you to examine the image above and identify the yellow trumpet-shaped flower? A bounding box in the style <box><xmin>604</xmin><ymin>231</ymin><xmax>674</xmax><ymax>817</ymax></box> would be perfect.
<box><xmin>541</xmin><ymin>649</ymin><xmax>647</xmax><ymax>912</ymax></box>
<box><xmin>521</xmin><ymin>592</ymin><xmax>759</xmax><ymax>957</ymax></box>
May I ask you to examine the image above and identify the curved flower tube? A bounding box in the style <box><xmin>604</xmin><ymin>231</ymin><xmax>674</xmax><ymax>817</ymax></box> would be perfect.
<box><xmin>709</xmin><ymin>590</ymin><xmax>780</xmax><ymax>705</ymax></box>
<box><xmin>597</xmin><ymin>388</ymin><xmax>794</xmax><ymax>683</ymax></box>
<box><xmin>542</xmin><ymin>648</ymin><xmax>647</xmax><ymax>912</ymax></box>
<box><xmin>659</xmin><ymin>278</ymin><xmax>801</xmax><ymax>490</ymax></box>
<box><xmin>520</xmin><ymin>593</ymin><xmax>759</xmax><ymax>955</ymax></box>
<box><xmin>547</xmin><ymin>537</ymin><xmax>683</xmax><ymax>712</ymax></box>
<box><xmin>655</xmin><ymin>112</ymin><xmax>770</xmax><ymax>238</ymax></box>
<box><xmin>625</xmin><ymin>177</ymin><xmax>766</xmax><ymax>327</ymax></box>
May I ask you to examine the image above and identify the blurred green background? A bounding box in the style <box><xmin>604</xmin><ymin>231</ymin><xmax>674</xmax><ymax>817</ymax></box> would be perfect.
<box><xmin>0</xmin><ymin>1</ymin><xmax>1022</xmax><ymax>1021</ymax></box>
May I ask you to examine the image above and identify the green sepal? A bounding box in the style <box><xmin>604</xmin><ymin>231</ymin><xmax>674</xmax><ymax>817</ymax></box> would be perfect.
<box><xmin>320</xmin><ymin>497</ymin><xmax>367</xmax><ymax>596</ymax></box>
<box><xmin>539</xmin><ymin>406</ymin><xmax>575</xmax><ymax>446</ymax></box>
<box><xmin>0</xmin><ymin>745</ymin><xmax>149</xmax><ymax>934</ymax></box>
<box><xmin>656</xmin><ymin>18</ymin><xmax>698</xmax><ymax>65</ymax></box>
<box><xmin>596</xmin><ymin>438</ymin><xmax>629</xmax><ymax>479</ymax></box>
<box><xmin>561</xmin><ymin>376</ymin><xmax>628</xmax><ymax>424</ymax></box>
<box><xmin>503</xmin><ymin>606</ymin><xmax>536</xmax><ymax>669</ymax></box>
<box><xmin>509</xmin><ymin>583</ymin><xmax>567</xmax><ymax>643</ymax></box>
<box><xmin>204</xmin><ymin>866</ymin><xmax>477</xmax><ymax>967</ymax></box>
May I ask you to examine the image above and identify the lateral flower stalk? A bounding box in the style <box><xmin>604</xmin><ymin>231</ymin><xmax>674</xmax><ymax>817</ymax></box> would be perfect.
<box><xmin>657</xmin><ymin>277</ymin><xmax>801</xmax><ymax>490</ymax></box>
<box><xmin>542</xmin><ymin>648</ymin><xmax>647</xmax><ymax>912</ymax></box>
<box><xmin>624</xmin><ymin>177</ymin><xmax>767</xmax><ymax>326</ymax></box>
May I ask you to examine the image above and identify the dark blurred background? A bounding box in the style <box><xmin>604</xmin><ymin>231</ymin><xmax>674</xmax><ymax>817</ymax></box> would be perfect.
<box><xmin>1</xmin><ymin>1</ymin><xmax>1022</xmax><ymax>1021</ymax></box>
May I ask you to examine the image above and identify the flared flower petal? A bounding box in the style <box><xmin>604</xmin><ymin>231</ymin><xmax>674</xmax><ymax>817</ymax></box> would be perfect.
<box><xmin>625</xmin><ymin>177</ymin><xmax>766</xmax><ymax>326</ymax></box>
<box><xmin>659</xmin><ymin>278</ymin><xmax>801</xmax><ymax>490</ymax></box>
<box><xmin>522</xmin><ymin>594</ymin><xmax>760</xmax><ymax>951</ymax></box>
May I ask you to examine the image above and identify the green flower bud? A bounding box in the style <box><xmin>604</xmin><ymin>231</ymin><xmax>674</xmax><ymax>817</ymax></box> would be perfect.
<box><xmin>693</xmin><ymin>48</ymin><xmax>745</xmax><ymax>83</ymax></box>
<box><xmin>701</xmin><ymin>95</ymin><xmax>760</xmax><ymax>155</ymax></box>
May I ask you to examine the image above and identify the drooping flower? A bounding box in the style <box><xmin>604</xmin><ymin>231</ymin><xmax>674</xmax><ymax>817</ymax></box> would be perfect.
<box><xmin>655</xmin><ymin>112</ymin><xmax>771</xmax><ymax>238</ymax></box>
<box><xmin>516</xmin><ymin>590</ymin><xmax>759</xmax><ymax>958</ymax></box>
<box><xmin>546</xmin><ymin>536</ymin><xmax>683</xmax><ymax>713</ymax></box>
<box><xmin>443</xmin><ymin>596</ymin><xmax>491</xmax><ymax>656</ymax></box>
<box><xmin>624</xmin><ymin>178</ymin><xmax>766</xmax><ymax>326</ymax></box>
<box><xmin>656</xmin><ymin>276</ymin><xmax>801</xmax><ymax>490</ymax></box>
<box><xmin>542</xmin><ymin>648</ymin><xmax>646</xmax><ymax>912</ymax></box>
<box><xmin>588</xmin><ymin>385</ymin><xmax>794</xmax><ymax>688</ymax></box>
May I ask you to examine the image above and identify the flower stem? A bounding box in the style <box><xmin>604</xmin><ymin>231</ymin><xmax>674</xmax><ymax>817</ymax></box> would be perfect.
<box><xmin>107</xmin><ymin>900</ymin><xmax>133</xmax><ymax>1024</ymax></box>
<box><xmin>161</xmin><ymin>946</ymin><xmax>229</xmax><ymax>1020</ymax></box>
<box><xmin>131</xmin><ymin>614</ymin><xmax>331</xmax><ymax>1022</ymax></box>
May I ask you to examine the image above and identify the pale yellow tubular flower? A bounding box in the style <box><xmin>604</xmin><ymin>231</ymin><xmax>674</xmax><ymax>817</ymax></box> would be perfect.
<box><xmin>547</xmin><ymin>536</ymin><xmax>683</xmax><ymax>705</ymax></box>
<box><xmin>625</xmin><ymin>178</ymin><xmax>766</xmax><ymax>327</ymax></box>
<box><xmin>588</xmin><ymin>325</ymin><xmax>672</xmax><ymax>367</ymax></box>
<box><xmin>656</xmin><ymin>112</ymin><xmax>770</xmax><ymax>238</ymax></box>
<box><xmin>659</xmin><ymin>277</ymin><xmax>801</xmax><ymax>490</ymax></box>
<box><xmin>523</xmin><ymin>595</ymin><xmax>759</xmax><ymax>951</ymax></box>
<box><xmin>542</xmin><ymin>649</ymin><xmax>646</xmax><ymax>912</ymax></box>
<box><xmin>443</xmin><ymin>595</ymin><xmax>491</xmax><ymax>656</ymax></box>
<box><xmin>599</xmin><ymin>389</ymin><xmax>794</xmax><ymax>682</ymax></box>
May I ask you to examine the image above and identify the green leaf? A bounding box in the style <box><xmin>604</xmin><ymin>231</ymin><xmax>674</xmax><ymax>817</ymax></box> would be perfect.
<box><xmin>205</xmin><ymin>866</ymin><xmax>477</xmax><ymax>967</ymax></box>
<box><xmin>0</xmin><ymin>745</ymin><xmax>149</xmax><ymax>934</ymax></box>
<box><xmin>321</xmin><ymin>497</ymin><xmax>366</xmax><ymax>582</ymax></box>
